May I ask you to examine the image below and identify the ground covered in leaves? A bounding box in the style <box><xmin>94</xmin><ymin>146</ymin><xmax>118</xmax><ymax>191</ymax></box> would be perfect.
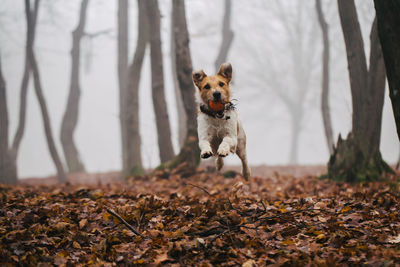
<box><xmin>1</xmin><ymin>169</ymin><xmax>400</xmax><ymax>266</ymax></box>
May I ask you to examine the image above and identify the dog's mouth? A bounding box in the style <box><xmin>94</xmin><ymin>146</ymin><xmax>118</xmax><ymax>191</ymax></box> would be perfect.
<box><xmin>208</xmin><ymin>100</ymin><xmax>225</xmax><ymax>112</ymax></box>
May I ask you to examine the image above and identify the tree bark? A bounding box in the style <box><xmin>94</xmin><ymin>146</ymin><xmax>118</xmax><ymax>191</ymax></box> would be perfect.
<box><xmin>328</xmin><ymin>0</ymin><xmax>392</xmax><ymax>182</ymax></box>
<box><xmin>214</xmin><ymin>0</ymin><xmax>234</xmax><ymax>72</ymax></box>
<box><xmin>373</xmin><ymin>0</ymin><xmax>400</xmax><ymax>141</ymax></box>
<box><xmin>117</xmin><ymin>0</ymin><xmax>129</xmax><ymax>173</ymax></box>
<box><xmin>170</xmin><ymin>6</ymin><xmax>186</xmax><ymax>148</ymax></box>
<box><xmin>26</xmin><ymin>0</ymin><xmax>67</xmax><ymax>183</ymax></box>
<box><xmin>315</xmin><ymin>0</ymin><xmax>334</xmax><ymax>156</ymax></box>
<box><xmin>123</xmin><ymin>0</ymin><xmax>147</xmax><ymax>176</ymax></box>
<box><xmin>60</xmin><ymin>0</ymin><xmax>88</xmax><ymax>173</ymax></box>
<box><xmin>0</xmin><ymin>57</ymin><xmax>17</xmax><ymax>185</ymax></box>
<box><xmin>145</xmin><ymin>0</ymin><xmax>175</xmax><ymax>163</ymax></box>
<box><xmin>167</xmin><ymin>0</ymin><xmax>200</xmax><ymax>170</ymax></box>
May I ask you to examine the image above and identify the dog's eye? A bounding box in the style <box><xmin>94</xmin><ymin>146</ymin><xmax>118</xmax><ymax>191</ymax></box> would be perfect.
<box><xmin>219</xmin><ymin>82</ymin><xmax>225</xmax><ymax>87</ymax></box>
<box><xmin>204</xmin><ymin>84</ymin><xmax>210</xmax><ymax>90</ymax></box>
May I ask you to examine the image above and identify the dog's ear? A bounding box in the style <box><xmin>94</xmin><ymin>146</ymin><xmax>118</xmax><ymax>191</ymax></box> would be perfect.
<box><xmin>192</xmin><ymin>70</ymin><xmax>207</xmax><ymax>88</ymax></box>
<box><xmin>217</xmin><ymin>63</ymin><xmax>232</xmax><ymax>82</ymax></box>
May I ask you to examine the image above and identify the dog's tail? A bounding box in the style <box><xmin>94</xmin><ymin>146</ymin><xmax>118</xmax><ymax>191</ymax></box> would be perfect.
<box><xmin>216</xmin><ymin>157</ymin><xmax>224</xmax><ymax>171</ymax></box>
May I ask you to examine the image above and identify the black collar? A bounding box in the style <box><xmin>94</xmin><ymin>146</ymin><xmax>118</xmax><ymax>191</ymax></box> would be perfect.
<box><xmin>199</xmin><ymin>102</ymin><xmax>235</xmax><ymax>120</ymax></box>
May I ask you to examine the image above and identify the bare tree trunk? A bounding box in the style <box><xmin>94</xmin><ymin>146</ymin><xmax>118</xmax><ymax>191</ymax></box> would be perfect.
<box><xmin>26</xmin><ymin>0</ymin><xmax>67</xmax><ymax>183</ymax></box>
<box><xmin>60</xmin><ymin>0</ymin><xmax>88</xmax><ymax>173</ymax></box>
<box><xmin>123</xmin><ymin>0</ymin><xmax>147</xmax><ymax>176</ymax></box>
<box><xmin>374</xmin><ymin>0</ymin><xmax>400</xmax><ymax>141</ymax></box>
<box><xmin>167</xmin><ymin>0</ymin><xmax>200</xmax><ymax>170</ymax></box>
<box><xmin>117</xmin><ymin>0</ymin><xmax>129</xmax><ymax>173</ymax></box>
<box><xmin>170</xmin><ymin>7</ymin><xmax>186</xmax><ymax>148</ymax></box>
<box><xmin>0</xmin><ymin>58</ymin><xmax>17</xmax><ymax>185</ymax></box>
<box><xmin>146</xmin><ymin>0</ymin><xmax>175</xmax><ymax>163</ymax></box>
<box><xmin>315</xmin><ymin>0</ymin><xmax>334</xmax><ymax>156</ymax></box>
<box><xmin>214</xmin><ymin>0</ymin><xmax>234</xmax><ymax>72</ymax></box>
<box><xmin>288</xmin><ymin>114</ymin><xmax>300</xmax><ymax>165</ymax></box>
<box><xmin>328</xmin><ymin>0</ymin><xmax>392</xmax><ymax>182</ymax></box>
<box><xmin>9</xmin><ymin>0</ymin><xmax>40</xmax><ymax>182</ymax></box>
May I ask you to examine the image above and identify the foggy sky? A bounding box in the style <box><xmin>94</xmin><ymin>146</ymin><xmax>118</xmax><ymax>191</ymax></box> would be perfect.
<box><xmin>1</xmin><ymin>0</ymin><xmax>398</xmax><ymax>178</ymax></box>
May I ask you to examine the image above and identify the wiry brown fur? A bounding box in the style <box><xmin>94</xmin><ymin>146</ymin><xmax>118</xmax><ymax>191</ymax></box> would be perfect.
<box><xmin>192</xmin><ymin>63</ymin><xmax>251</xmax><ymax>180</ymax></box>
<box><xmin>192</xmin><ymin>63</ymin><xmax>232</xmax><ymax>105</ymax></box>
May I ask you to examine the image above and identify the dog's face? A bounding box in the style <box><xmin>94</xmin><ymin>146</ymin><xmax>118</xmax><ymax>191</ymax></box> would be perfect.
<box><xmin>192</xmin><ymin>63</ymin><xmax>232</xmax><ymax>105</ymax></box>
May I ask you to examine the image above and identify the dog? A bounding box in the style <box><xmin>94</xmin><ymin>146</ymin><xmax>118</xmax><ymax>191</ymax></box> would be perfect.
<box><xmin>192</xmin><ymin>63</ymin><xmax>251</xmax><ymax>180</ymax></box>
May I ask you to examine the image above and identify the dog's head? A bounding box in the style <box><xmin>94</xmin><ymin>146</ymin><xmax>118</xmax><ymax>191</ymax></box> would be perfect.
<box><xmin>192</xmin><ymin>63</ymin><xmax>232</xmax><ymax>106</ymax></box>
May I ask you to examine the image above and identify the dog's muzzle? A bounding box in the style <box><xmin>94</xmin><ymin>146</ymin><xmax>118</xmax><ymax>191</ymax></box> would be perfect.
<box><xmin>213</xmin><ymin>91</ymin><xmax>221</xmax><ymax>101</ymax></box>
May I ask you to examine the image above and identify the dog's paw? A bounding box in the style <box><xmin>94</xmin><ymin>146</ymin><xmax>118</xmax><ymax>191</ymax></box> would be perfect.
<box><xmin>217</xmin><ymin>146</ymin><xmax>230</xmax><ymax>157</ymax></box>
<box><xmin>200</xmin><ymin>150</ymin><xmax>213</xmax><ymax>159</ymax></box>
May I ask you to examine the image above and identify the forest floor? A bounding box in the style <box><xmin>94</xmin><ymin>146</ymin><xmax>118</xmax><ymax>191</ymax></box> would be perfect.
<box><xmin>1</xmin><ymin>165</ymin><xmax>400</xmax><ymax>266</ymax></box>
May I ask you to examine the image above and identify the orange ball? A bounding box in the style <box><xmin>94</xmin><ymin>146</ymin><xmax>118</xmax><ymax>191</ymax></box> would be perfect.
<box><xmin>208</xmin><ymin>100</ymin><xmax>225</xmax><ymax>112</ymax></box>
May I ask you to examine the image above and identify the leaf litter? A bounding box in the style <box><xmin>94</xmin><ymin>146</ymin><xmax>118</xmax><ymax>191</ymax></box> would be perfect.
<box><xmin>1</xmin><ymin>169</ymin><xmax>400</xmax><ymax>266</ymax></box>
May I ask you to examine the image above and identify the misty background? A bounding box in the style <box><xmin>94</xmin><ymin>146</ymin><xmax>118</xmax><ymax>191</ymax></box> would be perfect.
<box><xmin>1</xmin><ymin>0</ymin><xmax>398</xmax><ymax>178</ymax></box>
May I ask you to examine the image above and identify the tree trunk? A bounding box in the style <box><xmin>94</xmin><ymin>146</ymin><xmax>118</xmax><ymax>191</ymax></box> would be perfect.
<box><xmin>315</xmin><ymin>0</ymin><xmax>334</xmax><ymax>155</ymax></box>
<box><xmin>214</xmin><ymin>0</ymin><xmax>234</xmax><ymax>72</ymax></box>
<box><xmin>288</xmin><ymin>112</ymin><xmax>300</xmax><ymax>165</ymax></box>
<box><xmin>328</xmin><ymin>0</ymin><xmax>392</xmax><ymax>182</ymax></box>
<box><xmin>26</xmin><ymin>0</ymin><xmax>67</xmax><ymax>183</ymax></box>
<box><xmin>117</xmin><ymin>0</ymin><xmax>129</xmax><ymax>174</ymax></box>
<box><xmin>9</xmin><ymin>0</ymin><xmax>40</xmax><ymax>182</ymax></box>
<box><xmin>167</xmin><ymin>0</ymin><xmax>200</xmax><ymax>170</ymax></box>
<box><xmin>60</xmin><ymin>0</ymin><xmax>88</xmax><ymax>173</ymax></box>
<box><xmin>123</xmin><ymin>0</ymin><xmax>147</xmax><ymax>176</ymax></box>
<box><xmin>374</xmin><ymin>0</ymin><xmax>400</xmax><ymax>141</ymax></box>
<box><xmin>170</xmin><ymin>6</ymin><xmax>186</xmax><ymax>148</ymax></box>
<box><xmin>145</xmin><ymin>0</ymin><xmax>175</xmax><ymax>163</ymax></box>
<box><xmin>0</xmin><ymin>57</ymin><xmax>17</xmax><ymax>185</ymax></box>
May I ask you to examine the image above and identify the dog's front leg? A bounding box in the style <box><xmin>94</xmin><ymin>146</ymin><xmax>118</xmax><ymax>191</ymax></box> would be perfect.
<box><xmin>198</xmin><ymin>117</ymin><xmax>213</xmax><ymax>159</ymax></box>
<box><xmin>199</xmin><ymin>140</ymin><xmax>213</xmax><ymax>158</ymax></box>
<box><xmin>217</xmin><ymin>136</ymin><xmax>237</xmax><ymax>157</ymax></box>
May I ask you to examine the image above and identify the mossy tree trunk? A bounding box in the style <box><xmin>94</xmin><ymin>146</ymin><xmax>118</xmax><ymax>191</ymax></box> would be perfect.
<box><xmin>328</xmin><ymin>0</ymin><xmax>392</xmax><ymax>182</ymax></box>
<box><xmin>170</xmin><ymin>6</ymin><xmax>186</xmax><ymax>149</ymax></box>
<box><xmin>167</xmin><ymin>0</ymin><xmax>200</xmax><ymax>171</ymax></box>
<box><xmin>146</xmin><ymin>0</ymin><xmax>175</xmax><ymax>163</ymax></box>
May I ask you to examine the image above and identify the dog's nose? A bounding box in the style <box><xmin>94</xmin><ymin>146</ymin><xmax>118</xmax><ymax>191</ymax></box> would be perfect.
<box><xmin>213</xmin><ymin>91</ymin><xmax>221</xmax><ymax>100</ymax></box>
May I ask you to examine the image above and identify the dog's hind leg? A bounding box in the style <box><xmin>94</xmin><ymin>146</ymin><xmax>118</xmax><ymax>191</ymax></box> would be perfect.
<box><xmin>236</xmin><ymin>139</ymin><xmax>250</xmax><ymax>180</ymax></box>
<box><xmin>216</xmin><ymin>157</ymin><xmax>224</xmax><ymax>171</ymax></box>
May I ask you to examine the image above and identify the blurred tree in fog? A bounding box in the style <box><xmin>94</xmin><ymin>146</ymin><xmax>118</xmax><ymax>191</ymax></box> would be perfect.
<box><xmin>166</xmin><ymin>0</ymin><xmax>200</xmax><ymax>170</ymax></box>
<box><xmin>214</xmin><ymin>0</ymin><xmax>234</xmax><ymax>73</ymax></box>
<box><xmin>60</xmin><ymin>0</ymin><xmax>89</xmax><ymax>173</ymax></box>
<box><xmin>123</xmin><ymin>0</ymin><xmax>147</xmax><ymax>176</ymax></box>
<box><xmin>246</xmin><ymin>1</ymin><xmax>319</xmax><ymax>164</ymax></box>
<box><xmin>26</xmin><ymin>0</ymin><xmax>67</xmax><ymax>183</ymax></box>
<box><xmin>146</xmin><ymin>0</ymin><xmax>175</xmax><ymax>164</ymax></box>
<box><xmin>118</xmin><ymin>0</ymin><xmax>148</xmax><ymax>178</ymax></box>
<box><xmin>117</xmin><ymin>0</ymin><xmax>130</xmax><ymax>177</ymax></box>
<box><xmin>1</xmin><ymin>0</ymin><xmax>68</xmax><ymax>183</ymax></box>
<box><xmin>1</xmin><ymin>0</ymin><xmax>41</xmax><ymax>183</ymax></box>
<box><xmin>315</xmin><ymin>0</ymin><xmax>334</xmax><ymax>156</ymax></box>
<box><xmin>0</xmin><ymin>58</ymin><xmax>16</xmax><ymax>184</ymax></box>
<box><xmin>328</xmin><ymin>0</ymin><xmax>392</xmax><ymax>182</ymax></box>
